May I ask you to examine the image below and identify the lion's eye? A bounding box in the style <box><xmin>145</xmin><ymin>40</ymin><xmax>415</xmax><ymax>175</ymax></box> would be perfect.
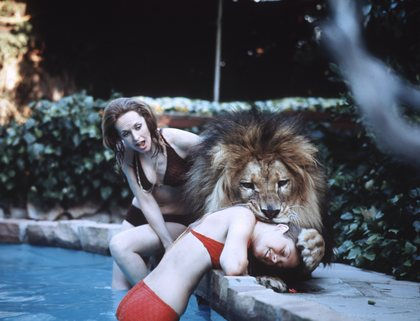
<box><xmin>278</xmin><ymin>180</ymin><xmax>289</xmax><ymax>188</ymax></box>
<box><xmin>240</xmin><ymin>182</ymin><xmax>255</xmax><ymax>189</ymax></box>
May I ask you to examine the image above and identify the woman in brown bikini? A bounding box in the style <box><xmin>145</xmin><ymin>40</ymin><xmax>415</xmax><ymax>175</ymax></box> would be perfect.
<box><xmin>102</xmin><ymin>97</ymin><xmax>200</xmax><ymax>289</ymax></box>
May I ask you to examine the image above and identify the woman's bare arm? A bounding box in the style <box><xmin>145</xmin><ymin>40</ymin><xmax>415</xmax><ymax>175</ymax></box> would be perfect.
<box><xmin>161</xmin><ymin>128</ymin><xmax>201</xmax><ymax>158</ymax></box>
<box><xmin>220</xmin><ymin>208</ymin><xmax>256</xmax><ymax>276</ymax></box>
<box><xmin>122</xmin><ymin>157</ymin><xmax>174</xmax><ymax>249</ymax></box>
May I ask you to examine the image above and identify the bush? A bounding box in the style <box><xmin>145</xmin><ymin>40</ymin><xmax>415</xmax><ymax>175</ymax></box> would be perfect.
<box><xmin>0</xmin><ymin>93</ymin><xmax>341</xmax><ymax>210</ymax></box>
<box><xmin>0</xmin><ymin>92</ymin><xmax>130</xmax><ymax>210</ymax></box>
<box><xmin>305</xmin><ymin>103</ymin><xmax>419</xmax><ymax>281</ymax></box>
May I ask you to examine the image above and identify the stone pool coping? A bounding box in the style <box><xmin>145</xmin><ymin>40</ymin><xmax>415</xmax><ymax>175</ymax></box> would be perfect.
<box><xmin>1</xmin><ymin>218</ymin><xmax>418</xmax><ymax>321</ymax></box>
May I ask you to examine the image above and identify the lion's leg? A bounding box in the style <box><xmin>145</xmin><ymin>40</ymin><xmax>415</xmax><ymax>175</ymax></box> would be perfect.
<box><xmin>297</xmin><ymin>228</ymin><xmax>325</xmax><ymax>272</ymax></box>
<box><xmin>255</xmin><ymin>276</ymin><xmax>288</xmax><ymax>293</ymax></box>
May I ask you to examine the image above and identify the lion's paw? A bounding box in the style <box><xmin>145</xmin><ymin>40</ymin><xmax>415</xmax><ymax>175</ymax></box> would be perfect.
<box><xmin>297</xmin><ymin>228</ymin><xmax>325</xmax><ymax>272</ymax></box>
<box><xmin>255</xmin><ymin>276</ymin><xmax>288</xmax><ymax>293</ymax></box>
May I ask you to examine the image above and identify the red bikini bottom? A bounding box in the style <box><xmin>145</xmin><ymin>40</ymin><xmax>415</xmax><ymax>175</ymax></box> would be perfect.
<box><xmin>116</xmin><ymin>281</ymin><xmax>179</xmax><ymax>321</ymax></box>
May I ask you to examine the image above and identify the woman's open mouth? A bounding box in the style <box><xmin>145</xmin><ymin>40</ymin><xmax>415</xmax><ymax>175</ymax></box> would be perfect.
<box><xmin>135</xmin><ymin>141</ymin><xmax>146</xmax><ymax>149</ymax></box>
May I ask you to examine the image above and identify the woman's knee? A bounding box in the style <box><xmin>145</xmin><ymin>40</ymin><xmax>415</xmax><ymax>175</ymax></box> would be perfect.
<box><xmin>109</xmin><ymin>233</ymin><xmax>132</xmax><ymax>259</ymax></box>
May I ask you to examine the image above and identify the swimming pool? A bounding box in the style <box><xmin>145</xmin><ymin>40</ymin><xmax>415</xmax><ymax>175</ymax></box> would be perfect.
<box><xmin>0</xmin><ymin>244</ymin><xmax>225</xmax><ymax>321</ymax></box>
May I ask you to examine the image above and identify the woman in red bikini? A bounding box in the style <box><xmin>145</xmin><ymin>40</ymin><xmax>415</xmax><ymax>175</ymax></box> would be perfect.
<box><xmin>116</xmin><ymin>205</ymin><xmax>324</xmax><ymax>321</ymax></box>
<box><xmin>102</xmin><ymin>97</ymin><xmax>200</xmax><ymax>289</ymax></box>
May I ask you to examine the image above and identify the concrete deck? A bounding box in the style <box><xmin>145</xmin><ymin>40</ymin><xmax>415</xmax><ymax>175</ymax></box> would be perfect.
<box><xmin>195</xmin><ymin>264</ymin><xmax>419</xmax><ymax>321</ymax></box>
<box><xmin>1</xmin><ymin>218</ymin><xmax>418</xmax><ymax>321</ymax></box>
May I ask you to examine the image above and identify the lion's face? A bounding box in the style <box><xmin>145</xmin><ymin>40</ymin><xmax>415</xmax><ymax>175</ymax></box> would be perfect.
<box><xmin>185</xmin><ymin>110</ymin><xmax>326</xmax><ymax>235</ymax></box>
<box><xmin>233</xmin><ymin>159</ymin><xmax>295</xmax><ymax>224</ymax></box>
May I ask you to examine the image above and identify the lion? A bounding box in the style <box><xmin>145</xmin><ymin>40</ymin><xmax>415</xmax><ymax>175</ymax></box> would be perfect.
<box><xmin>184</xmin><ymin>109</ymin><xmax>333</xmax><ymax>290</ymax></box>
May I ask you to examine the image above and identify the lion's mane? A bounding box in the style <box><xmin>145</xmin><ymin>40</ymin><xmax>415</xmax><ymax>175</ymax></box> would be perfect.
<box><xmin>184</xmin><ymin>109</ymin><xmax>333</xmax><ymax>263</ymax></box>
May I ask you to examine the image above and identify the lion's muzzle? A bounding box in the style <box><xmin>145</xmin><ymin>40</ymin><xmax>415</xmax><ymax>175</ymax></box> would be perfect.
<box><xmin>261</xmin><ymin>208</ymin><xmax>280</xmax><ymax>220</ymax></box>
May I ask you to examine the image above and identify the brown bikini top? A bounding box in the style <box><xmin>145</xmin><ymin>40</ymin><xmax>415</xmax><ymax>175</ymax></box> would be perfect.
<box><xmin>133</xmin><ymin>130</ymin><xmax>191</xmax><ymax>192</ymax></box>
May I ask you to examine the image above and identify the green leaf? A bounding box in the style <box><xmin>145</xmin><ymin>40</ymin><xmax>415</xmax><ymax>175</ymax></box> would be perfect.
<box><xmin>6</xmin><ymin>127</ymin><xmax>16</xmax><ymax>137</ymax></box>
<box><xmin>100</xmin><ymin>186</ymin><xmax>112</xmax><ymax>200</ymax></box>
<box><xmin>44</xmin><ymin>145</ymin><xmax>54</xmax><ymax>154</ymax></box>
<box><xmin>413</xmin><ymin>221</ymin><xmax>420</xmax><ymax>233</ymax></box>
<box><xmin>403</xmin><ymin>260</ymin><xmax>412</xmax><ymax>268</ymax></box>
<box><xmin>366</xmin><ymin>235</ymin><xmax>379</xmax><ymax>244</ymax></box>
<box><xmin>364</xmin><ymin>179</ymin><xmax>374</xmax><ymax>190</ymax></box>
<box><xmin>84</xmin><ymin>161</ymin><xmax>93</xmax><ymax>171</ymax></box>
<box><xmin>374</xmin><ymin>211</ymin><xmax>384</xmax><ymax>220</ymax></box>
<box><xmin>1</xmin><ymin>154</ymin><xmax>9</xmax><ymax>164</ymax></box>
<box><xmin>34</xmin><ymin>128</ymin><xmax>43</xmax><ymax>138</ymax></box>
<box><xmin>72</xmin><ymin>134</ymin><xmax>81</xmax><ymax>147</ymax></box>
<box><xmin>25</xmin><ymin>118</ymin><xmax>36</xmax><ymax>129</ymax></box>
<box><xmin>348</xmin><ymin>223</ymin><xmax>359</xmax><ymax>232</ymax></box>
<box><xmin>24</xmin><ymin>133</ymin><xmax>36</xmax><ymax>144</ymax></box>
<box><xmin>28</xmin><ymin>143</ymin><xmax>44</xmax><ymax>157</ymax></box>
<box><xmin>340</xmin><ymin>212</ymin><xmax>353</xmax><ymax>220</ymax></box>
<box><xmin>408</xmin><ymin>188</ymin><xmax>420</xmax><ymax>199</ymax></box>
<box><xmin>404</xmin><ymin>242</ymin><xmax>416</xmax><ymax>255</ymax></box>
<box><xmin>104</xmin><ymin>149</ymin><xmax>114</xmax><ymax>161</ymax></box>
<box><xmin>87</xmin><ymin>112</ymin><xmax>99</xmax><ymax>123</ymax></box>
<box><xmin>363</xmin><ymin>252</ymin><xmax>376</xmax><ymax>261</ymax></box>
<box><xmin>94</xmin><ymin>152</ymin><xmax>103</xmax><ymax>163</ymax></box>
<box><xmin>390</xmin><ymin>194</ymin><xmax>402</xmax><ymax>204</ymax></box>
<box><xmin>347</xmin><ymin>247</ymin><xmax>362</xmax><ymax>260</ymax></box>
<box><xmin>121</xmin><ymin>188</ymin><xmax>130</xmax><ymax>198</ymax></box>
<box><xmin>0</xmin><ymin>173</ymin><xmax>8</xmax><ymax>183</ymax></box>
<box><xmin>352</xmin><ymin>207</ymin><xmax>362</xmax><ymax>214</ymax></box>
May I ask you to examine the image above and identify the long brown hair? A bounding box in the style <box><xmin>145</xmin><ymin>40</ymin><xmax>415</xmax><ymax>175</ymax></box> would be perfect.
<box><xmin>101</xmin><ymin>97</ymin><xmax>163</xmax><ymax>165</ymax></box>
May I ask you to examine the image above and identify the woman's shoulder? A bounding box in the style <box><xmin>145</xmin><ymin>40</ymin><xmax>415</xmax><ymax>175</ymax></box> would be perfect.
<box><xmin>160</xmin><ymin>128</ymin><xmax>200</xmax><ymax>150</ymax></box>
<box><xmin>231</xmin><ymin>205</ymin><xmax>256</xmax><ymax>222</ymax></box>
<box><xmin>217</xmin><ymin>205</ymin><xmax>256</xmax><ymax>224</ymax></box>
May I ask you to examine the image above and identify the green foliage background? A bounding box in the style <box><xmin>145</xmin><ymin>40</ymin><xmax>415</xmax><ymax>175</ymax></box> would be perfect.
<box><xmin>304</xmin><ymin>104</ymin><xmax>419</xmax><ymax>281</ymax></box>
<box><xmin>0</xmin><ymin>93</ymin><xmax>130</xmax><ymax>210</ymax></box>
<box><xmin>0</xmin><ymin>92</ymin><xmax>418</xmax><ymax>281</ymax></box>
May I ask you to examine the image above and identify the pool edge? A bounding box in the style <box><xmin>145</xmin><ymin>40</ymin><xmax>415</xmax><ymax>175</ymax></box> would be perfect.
<box><xmin>0</xmin><ymin>218</ymin><xmax>356</xmax><ymax>321</ymax></box>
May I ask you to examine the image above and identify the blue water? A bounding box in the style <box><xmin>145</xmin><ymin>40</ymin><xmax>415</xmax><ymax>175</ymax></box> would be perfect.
<box><xmin>0</xmin><ymin>244</ymin><xmax>225</xmax><ymax>321</ymax></box>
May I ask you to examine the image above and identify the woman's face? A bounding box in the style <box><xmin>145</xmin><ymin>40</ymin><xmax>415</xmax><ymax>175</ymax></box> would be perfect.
<box><xmin>115</xmin><ymin>111</ymin><xmax>152</xmax><ymax>153</ymax></box>
<box><xmin>252</xmin><ymin>224</ymin><xmax>299</xmax><ymax>269</ymax></box>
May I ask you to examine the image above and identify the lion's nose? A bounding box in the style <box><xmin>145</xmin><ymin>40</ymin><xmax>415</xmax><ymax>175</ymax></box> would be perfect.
<box><xmin>261</xmin><ymin>209</ymin><xmax>280</xmax><ymax>220</ymax></box>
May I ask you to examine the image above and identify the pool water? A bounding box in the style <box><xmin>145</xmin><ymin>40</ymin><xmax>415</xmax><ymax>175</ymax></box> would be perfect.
<box><xmin>0</xmin><ymin>244</ymin><xmax>225</xmax><ymax>321</ymax></box>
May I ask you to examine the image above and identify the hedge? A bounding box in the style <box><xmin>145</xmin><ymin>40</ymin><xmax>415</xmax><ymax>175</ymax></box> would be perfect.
<box><xmin>0</xmin><ymin>92</ymin><xmax>418</xmax><ymax>281</ymax></box>
<box><xmin>0</xmin><ymin>93</ymin><xmax>130</xmax><ymax>210</ymax></box>
<box><xmin>305</xmin><ymin>104</ymin><xmax>419</xmax><ymax>281</ymax></box>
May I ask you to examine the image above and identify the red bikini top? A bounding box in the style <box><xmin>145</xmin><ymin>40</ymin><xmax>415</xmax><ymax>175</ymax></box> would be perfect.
<box><xmin>190</xmin><ymin>229</ymin><xmax>224</xmax><ymax>269</ymax></box>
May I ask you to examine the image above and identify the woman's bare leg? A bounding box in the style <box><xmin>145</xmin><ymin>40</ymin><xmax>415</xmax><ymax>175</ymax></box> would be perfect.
<box><xmin>110</xmin><ymin>221</ymin><xmax>186</xmax><ymax>289</ymax></box>
<box><xmin>111</xmin><ymin>220</ymin><xmax>135</xmax><ymax>290</ymax></box>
